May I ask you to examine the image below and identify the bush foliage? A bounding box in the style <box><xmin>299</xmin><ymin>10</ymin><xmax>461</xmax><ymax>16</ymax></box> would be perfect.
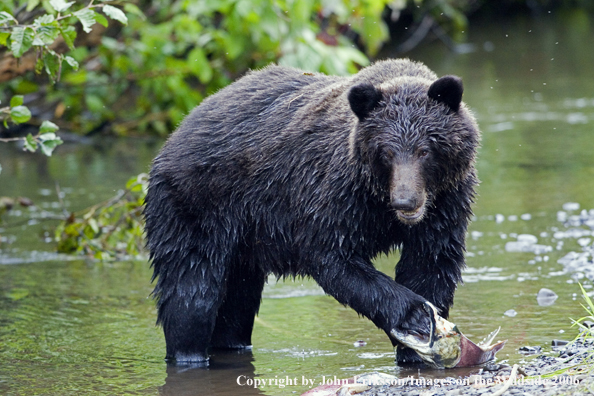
<box><xmin>54</xmin><ymin>173</ymin><xmax>147</xmax><ymax>260</ymax></box>
<box><xmin>1</xmin><ymin>0</ymin><xmax>401</xmax><ymax>137</ymax></box>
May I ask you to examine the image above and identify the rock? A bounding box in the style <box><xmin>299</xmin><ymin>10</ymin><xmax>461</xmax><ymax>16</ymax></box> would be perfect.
<box><xmin>467</xmin><ymin>375</ymin><xmax>482</xmax><ymax>384</ymax></box>
<box><xmin>563</xmin><ymin>202</ymin><xmax>580</xmax><ymax>211</ymax></box>
<box><xmin>519</xmin><ymin>346</ymin><xmax>542</xmax><ymax>355</ymax></box>
<box><xmin>517</xmin><ymin>234</ymin><xmax>538</xmax><ymax>244</ymax></box>
<box><xmin>582</xmin><ymin>320</ymin><xmax>594</xmax><ymax>328</ymax></box>
<box><xmin>537</xmin><ymin>288</ymin><xmax>558</xmax><ymax>306</ymax></box>
<box><xmin>504</xmin><ymin>309</ymin><xmax>517</xmax><ymax>317</ymax></box>
<box><xmin>557</xmin><ymin>211</ymin><xmax>568</xmax><ymax>222</ymax></box>
<box><xmin>551</xmin><ymin>339</ymin><xmax>569</xmax><ymax>347</ymax></box>
<box><xmin>483</xmin><ymin>364</ymin><xmax>501</xmax><ymax>371</ymax></box>
<box><xmin>578</xmin><ymin>238</ymin><xmax>592</xmax><ymax>247</ymax></box>
<box><xmin>505</xmin><ymin>240</ymin><xmax>552</xmax><ymax>254</ymax></box>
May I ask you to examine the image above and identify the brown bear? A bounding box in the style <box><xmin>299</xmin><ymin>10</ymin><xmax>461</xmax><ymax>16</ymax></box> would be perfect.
<box><xmin>144</xmin><ymin>58</ymin><xmax>480</xmax><ymax>364</ymax></box>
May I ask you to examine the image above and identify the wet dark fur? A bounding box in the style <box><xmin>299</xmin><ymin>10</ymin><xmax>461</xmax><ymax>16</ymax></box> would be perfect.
<box><xmin>144</xmin><ymin>59</ymin><xmax>480</xmax><ymax>363</ymax></box>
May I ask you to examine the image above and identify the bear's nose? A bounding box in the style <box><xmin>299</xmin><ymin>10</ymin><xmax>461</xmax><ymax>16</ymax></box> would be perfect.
<box><xmin>391</xmin><ymin>198</ymin><xmax>418</xmax><ymax>211</ymax></box>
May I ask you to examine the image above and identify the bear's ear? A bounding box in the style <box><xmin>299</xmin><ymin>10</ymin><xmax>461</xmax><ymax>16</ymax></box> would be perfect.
<box><xmin>348</xmin><ymin>83</ymin><xmax>383</xmax><ymax>120</ymax></box>
<box><xmin>428</xmin><ymin>75</ymin><xmax>463</xmax><ymax>112</ymax></box>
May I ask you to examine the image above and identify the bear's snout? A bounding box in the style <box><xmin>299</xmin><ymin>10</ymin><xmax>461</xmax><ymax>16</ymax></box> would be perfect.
<box><xmin>391</xmin><ymin>197</ymin><xmax>420</xmax><ymax>212</ymax></box>
<box><xmin>390</xmin><ymin>163</ymin><xmax>426</xmax><ymax>224</ymax></box>
<box><xmin>390</xmin><ymin>193</ymin><xmax>426</xmax><ymax>224</ymax></box>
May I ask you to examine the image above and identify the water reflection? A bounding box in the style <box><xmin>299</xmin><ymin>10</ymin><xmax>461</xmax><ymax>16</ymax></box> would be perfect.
<box><xmin>161</xmin><ymin>350</ymin><xmax>264</xmax><ymax>396</ymax></box>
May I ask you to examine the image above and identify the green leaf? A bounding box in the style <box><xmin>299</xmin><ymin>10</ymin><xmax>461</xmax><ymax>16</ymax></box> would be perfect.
<box><xmin>10</xmin><ymin>27</ymin><xmax>35</xmax><ymax>58</ymax></box>
<box><xmin>88</xmin><ymin>218</ymin><xmax>99</xmax><ymax>234</ymax></box>
<box><xmin>74</xmin><ymin>9</ymin><xmax>96</xmax><ymax>33</ymax></box>
<box><xmin>95</xmin><ymin>13</ymin><xmax>108</xmax><ymax>28</ymax></box>
<box><xmin>0</xmin><ymin>11</ymin><xmax>16</xmax><ymax>25</ymax></box>
<box><xmin>10</xmin><ymin>95</ymin><xmax>24</xmax><ymax>107</ymax></box>
<box><xmin>64</xmin><ymin>56</ymin><xmax>79</xmax><ymax>70</ymax></box>
<box><xmin>13</xmin><ymin>79</ymin><xmax>38</xmax><ymax>94</ymax></box>
<box><xmin>6</xmin><ymin>288</ymin><xmax>29</xmax><ymax>301</ymax></box>
<box><xmin>38</xmin><ymin>132</ymin><xmax>58</xmax><ymax>141</ymax></box>
<box><xmin>38</xmin><ymin>133</ymin><xmax>63</xmax><ymax>156</ymax></box>
<box><xmin>85</xmin><ymin>94</ymin><xmax>104</xmax><ymax>113</ymax></box>
<box><xmin>33</xmin><ymin>14</ymin><xmax>55</xmax><ymax>26</ymax></box>
<box><xmin>123</xmin><ymin>3</ymin><xmax>145</xmax><ymax>20</ymax></box>
<box><xmin>35</xmin><ymin>56</ymin><xmax>44</xmax><ymax>74</ymax></box>
<box><xmin>43</xmin><ymin>51</ymin><xmax>61</xmax><ymax>82</ymax></box>
<box><xmin>580</xmin><ymin>283</ymin><xmax>594</xmax><ymax>314</ymax></box>
<box><xmin>49</xmin><ymin>0</ymin><xmax>75</xmax><ymax>13</ymax></box>
<box><xmin>40</xmin><ymin>120</ymin><xmax>59</xmax><ymax>134</ymax></box>
<box><xmin>102</xmin><ymin>5</ymin><xmax>127</xmax><ymax>25</ymax></box>
<box><xmin>62</xmin><ymin>69</ymin><xmax>86</xmax><ymax>85</ymax></box>
<box><xmin>33</xmin><ymin>25</ymin><xmax>60</xmax><ymax>46</ymax></box>
<box><xmin>290</xmin><ymin>0</ymin><xmax>313</xmax><ymax>26</ymax></box>
<box><xmin>10</xmin><ymin>105</ymin><xmax>32</xmax><ymax>124</ymax></box>
<box><xmin>59</xmin><ymin>25</ymin><xmax>77</xmax><ymax>50</ymax></box>
<box><xmin>0</xmin><ymin>32</ymin><xmax>9</xmax><ymax>46</ymax></box>
<box><xmin>188</xmin><ymin>47</ymin><xmax>212</xmax><ymax>83</ymax></box>
<box><xmin>24</xmin><ymin>134</ymin><xmax>37</xmax><ymax>152</ymax></box>
<box><xmin>27</xmin><ymin>0</ymin><xmax>41</xmax><ymax>12</ymax></box>
<box><xmin>125</xmin><ymin>173</ymin><xmax>148</xmax><ymax>192</ymax></box>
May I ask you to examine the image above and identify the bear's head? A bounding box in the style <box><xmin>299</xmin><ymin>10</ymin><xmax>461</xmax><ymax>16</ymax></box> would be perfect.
<box><xmin>348</xmin><ymin>75</ymin><xmax>479</xmax><ymax>225</ymax></box>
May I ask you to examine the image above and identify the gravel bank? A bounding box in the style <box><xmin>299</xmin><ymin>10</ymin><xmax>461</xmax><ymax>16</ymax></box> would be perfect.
<box><xmin>357</xmin><ymin>339</ymin><xmax>594</xmax><ymax>396</ymax></box>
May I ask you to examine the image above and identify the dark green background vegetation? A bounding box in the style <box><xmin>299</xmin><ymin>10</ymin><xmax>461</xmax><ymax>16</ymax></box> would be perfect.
<box><xmin>2</xmin><ymin>0</ymin><xmax>593</xmax><ymax>136</ymax></box>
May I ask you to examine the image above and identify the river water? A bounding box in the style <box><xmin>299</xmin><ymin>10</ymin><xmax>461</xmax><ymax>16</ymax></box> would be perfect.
<box><xmin>1</xmin><ymin>11</ymin><xmax>594</xmax><ymax>396</ymax></box>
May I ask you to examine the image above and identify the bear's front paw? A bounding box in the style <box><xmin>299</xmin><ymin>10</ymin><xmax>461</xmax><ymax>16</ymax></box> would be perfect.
<box><xmin>395</xmin><ymin>345</ymin><xmax>424</xmax><ymax>365</ymax></box>
<box><xmin>394</xmin><ymin>300</ymin><xmax>434</xmax><ymax>340</ymax></box>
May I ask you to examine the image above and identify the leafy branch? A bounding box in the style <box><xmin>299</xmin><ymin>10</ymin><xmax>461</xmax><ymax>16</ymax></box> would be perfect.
<box><xmin>0</xmin><ymin>95</ymin><xmax>63</xmax><ymax>158</ymax></box>
<box><xmin>1</xmin><ymin>0</ymin><xmax>127</xmax><ymax>82</ymax></box>
<box><xmin>0</xmin><ymin>0</ymin><xmax>128</xmax><ymax>171</ymax></box>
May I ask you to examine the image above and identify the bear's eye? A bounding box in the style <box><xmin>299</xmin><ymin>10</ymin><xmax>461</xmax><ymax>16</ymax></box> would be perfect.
<box><xmin>418</xmin><ymin>149</ymin><xmax>429</xmax><ymax>158</ymax></box>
